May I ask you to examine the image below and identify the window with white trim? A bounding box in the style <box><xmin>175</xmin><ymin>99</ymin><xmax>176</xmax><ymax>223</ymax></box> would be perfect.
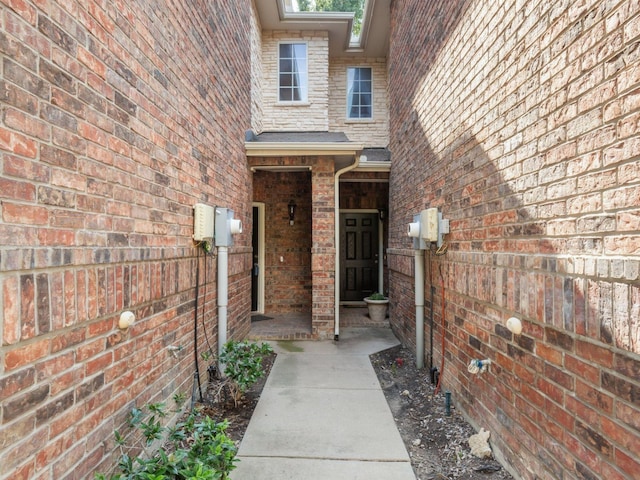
<box><xmin>346</xmin><ymin>67</ymin><xmax>372</xmax><ymax>119</ymax></box>
<box><xmin>279</xmin><ymin>43</ymin><xmax>308</xmax><ymax>102</ymax></box>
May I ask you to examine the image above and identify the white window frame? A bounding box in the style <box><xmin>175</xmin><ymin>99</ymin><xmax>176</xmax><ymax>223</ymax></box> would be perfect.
<box><xmin>278</xmin><ymin>41</ymin><xmax>309</xmax><ymax>104</ymax></box>
<box><xmin>346</xmin><ymin>66</ymin><xmax>373</xmax><ymax>120</ymax></box>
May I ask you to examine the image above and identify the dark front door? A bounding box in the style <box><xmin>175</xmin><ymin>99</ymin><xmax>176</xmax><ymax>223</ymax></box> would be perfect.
<box><xmin>251</xmin><ymin>206</ymin><xmax>259</xmax><ymax>312</ymax></box>
<box><xmin>340</xmin><ymin>213</ymin><xmax>379</xmax><ymax>302</ymax></box>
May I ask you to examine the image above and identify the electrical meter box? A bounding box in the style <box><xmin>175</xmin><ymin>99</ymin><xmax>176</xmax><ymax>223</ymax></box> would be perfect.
<box><xmin>215</xmin><ymin>208</ymin><xmax>242</xmax><ymax>247</ymax></box>
<box><xmin>193</xmin><ymin>203</ymin><xmax>214</xmax><ymax>241</ymax></box>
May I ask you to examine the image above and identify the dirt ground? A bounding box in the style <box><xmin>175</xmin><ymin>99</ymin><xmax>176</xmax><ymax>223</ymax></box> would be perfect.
<box><xmin>198</xmin><ymin>343</ymin><xmax>513</xmax><ymax>480</ymax></box>
<box><xmin>370</xmin><ymin>344</ymin><xmax>513</xmax><ymax>480</ymax></box>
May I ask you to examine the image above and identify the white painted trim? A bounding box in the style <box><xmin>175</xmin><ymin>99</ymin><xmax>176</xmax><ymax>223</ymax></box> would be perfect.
<box><xmin>245</xmin><ymin>141</ymin><xmax>364</xmax><ymax>156</ymax></box>
<box><xmin>252</xmin><ymin>202</ymin><xmax>266</xmax><ymax>314</ymax></box>
<box><xmin>339</xmin><ymin>178</ymin><xmax>389</xmax><ymax>183</ymax></box>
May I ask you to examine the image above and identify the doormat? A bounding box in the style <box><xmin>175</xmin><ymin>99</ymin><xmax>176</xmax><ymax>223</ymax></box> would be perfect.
<box><xmin>251</xmin><ymin>314</ymin><xmax>273</xmax><ymax>322</ymax></box>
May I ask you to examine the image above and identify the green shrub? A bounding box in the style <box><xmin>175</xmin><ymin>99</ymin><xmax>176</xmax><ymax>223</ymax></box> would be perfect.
<box><xmin>219</xmin><ymin>340</ymin><xmax>273</xmax><ymax>406</ymax></box>
<box><xmin>95</xmin><ymin>401</ymin><xmax>237</xmax><ymax>480</ymax></box>
<box><xmin>368</xmin><ymin>292</ymin><xmax>387</xmax><ymax>300</ymax></box>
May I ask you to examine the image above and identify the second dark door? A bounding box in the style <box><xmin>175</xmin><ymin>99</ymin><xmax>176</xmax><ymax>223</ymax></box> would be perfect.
<box><xmin>340</xmin><ymin>212</ymin><xmax>379</xmax><ymax>302</ymax></box>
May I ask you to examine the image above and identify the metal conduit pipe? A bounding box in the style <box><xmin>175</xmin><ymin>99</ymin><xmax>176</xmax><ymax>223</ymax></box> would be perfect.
<box><xmin>214</xmin><ymin>207</ymin><xmax>241</xmax><ymax>374</ymax></box>
<box><xmin>217</xmin><ymin>244</ymin><xmax>228</xmax><ymax>373</ymax></box>
<box><xmin>415</xmin><ymin>249</ymin><xmax>425</xmax><ymax>369</ymax></box>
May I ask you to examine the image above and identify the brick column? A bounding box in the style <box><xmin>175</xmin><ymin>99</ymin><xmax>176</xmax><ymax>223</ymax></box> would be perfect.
<box><xmin>311</xmin><ymin>158</ymin><xmax>336</xmax><ymax>338</ymax></box>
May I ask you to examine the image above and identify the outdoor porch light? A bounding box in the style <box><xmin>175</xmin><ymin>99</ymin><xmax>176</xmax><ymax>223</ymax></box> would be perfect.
<box><xmin>288</xmin><ymin>200</ymin><xmax>296</xmax><ymax>225</ymax></box>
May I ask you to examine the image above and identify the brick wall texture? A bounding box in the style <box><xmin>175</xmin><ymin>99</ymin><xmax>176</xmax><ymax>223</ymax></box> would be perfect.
<box><xmin>249</xmin><ymin>156</ymin><xmax>337</xmax><ymax>339</ymax></box>
<box><xmin>388</xmin><ymin>1</ymin><xmax>640</xmax><ymax>479</ymax></box>
<box><xmin>253</xmin><ymin>169</ymin><xmax>313</xmax><ymax>314</ymax></box>
<box><xmin>0</xmin><ymin>0</ymin><xmax>252</xmax><ymax>478</ymax></box>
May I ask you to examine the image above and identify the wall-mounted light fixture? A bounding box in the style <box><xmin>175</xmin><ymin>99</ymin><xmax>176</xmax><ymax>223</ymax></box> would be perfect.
<box><xmin>288</xmin><ymin>200</ymin><xmax>297</xmax><ymax>225</ymax></box>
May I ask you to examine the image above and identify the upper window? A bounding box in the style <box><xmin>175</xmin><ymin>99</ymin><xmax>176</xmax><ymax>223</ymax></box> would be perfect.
<box><xmin>279</xmin><ymin>43</ymin><xmax>308</xmax><ymax>102</ymax></box>
<box><xmin>347</xmin><ymin>67</ymin><xmax>372</xmax><ymax>119</ymax></box>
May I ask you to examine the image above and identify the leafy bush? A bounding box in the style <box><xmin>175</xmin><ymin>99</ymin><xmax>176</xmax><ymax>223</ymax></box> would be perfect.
<box><xmin>368</xmin><ymin>292</ymin><xmax>387</xmax><ymax>300</ymax></box>
<box><xmin>218</xmin><ymin>340</ymin><xmax>273</xmax><ymax>406</ymax></box>
<box><xmin>95</xmin><ymin>401</ymin><xmax>237</xmax><ymax>480</ymax></box>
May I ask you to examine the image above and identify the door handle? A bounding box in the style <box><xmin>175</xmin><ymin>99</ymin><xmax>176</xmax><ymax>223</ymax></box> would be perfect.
<box><xmin>253</xmin><ymin>263</ymin><xmax>259</xmax><ymax>276</ymax></box>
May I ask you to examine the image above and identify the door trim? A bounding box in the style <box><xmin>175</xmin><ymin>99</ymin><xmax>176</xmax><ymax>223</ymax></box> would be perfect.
<box><xmin>339</xmin><ymin>208</ymin><xmax>383</xmax><ymax>304</ymax></box>
<box><xmin>252</xmin><ymin>202</ymin><xmax>265</xmax><ymax>313</ymax></box>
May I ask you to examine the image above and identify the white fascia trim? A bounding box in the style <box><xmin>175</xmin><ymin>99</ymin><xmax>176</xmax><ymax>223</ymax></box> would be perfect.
<box><xmin>355</xmin><ymin>161</ymin><xmax>391</xmax><ymax>172</ymax></box>
<box><xmin>245</xmin><ymin>141</ymin><xmax>364</xmax><ymax>157</ymax></box>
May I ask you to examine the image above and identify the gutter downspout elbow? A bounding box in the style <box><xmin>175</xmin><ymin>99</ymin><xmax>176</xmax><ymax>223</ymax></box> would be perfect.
<box><xmin>334</xmin><ymin>154</ymin><xmax>361</xmax><ymax>341</ymax></box>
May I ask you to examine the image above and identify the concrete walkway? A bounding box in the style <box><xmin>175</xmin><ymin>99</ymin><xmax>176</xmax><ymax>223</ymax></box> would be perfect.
<box><xmin>231</xmin><ymin>328</ymin><xmax>416</xmax><ymax>480</ymax></box>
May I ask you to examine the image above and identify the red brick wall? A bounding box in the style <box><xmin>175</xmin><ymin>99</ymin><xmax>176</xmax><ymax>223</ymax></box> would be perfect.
<box><xmin>339</xmin><ymin>174</ymin><xmax>389</xmax><ymax>211</ymax></box>
<box><xmin>253</xmin><ymin>170</ymin><xmax>313</xmax><ymax>314</ymax></box>
<box><xmin>311</xmin><ymin>158</ymin><xmax>336</xmax><ymax>338</ymax></box>
<box><xmin>0</xmin><ymin>0</ymin><xmax>252</xmax><ymax>478</ymax></box>
<box><xmin>250</xmin><ymin>156</ymin><xmax>337</xmax><ymax>338</ymax></box>
<box><xmin>388</xmin><ymin>1</ymin><xmax>640</xmax><ymax>479</ymax></box>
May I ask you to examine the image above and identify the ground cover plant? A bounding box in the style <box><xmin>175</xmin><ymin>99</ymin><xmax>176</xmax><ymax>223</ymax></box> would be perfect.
<box><xmin>94</xmin><ymin>341</ymin><xmax>273</xmax><ymax>480</ymax></box>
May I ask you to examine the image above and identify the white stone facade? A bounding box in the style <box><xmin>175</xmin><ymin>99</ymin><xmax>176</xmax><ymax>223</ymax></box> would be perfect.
<box><xmin>260</xmin><ymin>30</ymin><xmax>330</xmax><ymax>131</ymax></box>
<box><xmin>329</xmin><ymin>57</ymin><xmax>389</xmax><ymax>147</ymax></box>
<box><xmin>250</xmin><ymin>0</ymin><xmax>264</xmax><ymax>134</ymax></box>
<box><xmin>257</xmin><ymin>30</ymin><xmax>390</xmax><ymax>148</ymax></box>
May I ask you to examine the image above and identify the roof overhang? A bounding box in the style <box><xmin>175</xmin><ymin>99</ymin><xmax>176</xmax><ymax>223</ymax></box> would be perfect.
<box><xmin>254</xmin><ymin>0</ymin><xmax>390</xmax><ymax>58</ymax></box>
<box><xmin>354</xmin><ymin>160</ymin><xmax>390</xmax><ymax>172</ymax></box>
<box><xmin>245</xmin><ymin>141</ymin><xmax>364</xmax><ymax>158</ymax></box>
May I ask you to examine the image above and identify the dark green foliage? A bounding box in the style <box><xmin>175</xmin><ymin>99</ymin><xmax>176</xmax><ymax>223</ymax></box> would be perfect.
<box><xmin>369</xmin><ymin>292</ymin><xmax>387</xmax><ymax>300</ymax></box>
<box><xmin>95</xmin><ymin>401</ymin><xmax>237</xmax><ymax>480</ymax></box>
<box><xmin>219</xmin><ymin>341</ymin><xmax>274</xmax><ymax>406</ymax></box>
<box><xmin>297</xmin><ymin>0</ymin><xmax>364</xmax><ymax>35</ymax></box>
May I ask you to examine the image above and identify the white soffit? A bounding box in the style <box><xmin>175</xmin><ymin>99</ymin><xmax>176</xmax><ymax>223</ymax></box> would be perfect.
<box><xmin>254</xmin><ymin>0</ymin><xmax>390</xmax><ymax>58</ymax></box>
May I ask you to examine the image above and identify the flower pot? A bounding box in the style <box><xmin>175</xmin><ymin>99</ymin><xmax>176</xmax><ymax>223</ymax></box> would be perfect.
<box><xmin>364</xmin><ymin>296</ymin><xmax>389</xmax><ymax>323</ymax></box>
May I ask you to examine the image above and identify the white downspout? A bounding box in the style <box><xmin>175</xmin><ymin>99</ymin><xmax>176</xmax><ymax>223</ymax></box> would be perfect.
<box><xmin>334</xmin><ymin>154</ymin><xmax>361</xmax><ymax>340</ymax></box>
<box><xmin>217</xmin><ymin>244</ymin><xmax>228</xmax><ymax>369</ymax></box>
<box><xmin>415</xmin><ymin>249</ymin><xmax>425</xmax><ymax>369</ymax></box>
<box><xmin>378</xmin><ymin>217</ymin><xmax>384</xmax><ymax>293</ymax></box>
<box><xmin>214</xmin><ymin>208</ymin><xmax>241</xmax><ymax>374</ymax></box>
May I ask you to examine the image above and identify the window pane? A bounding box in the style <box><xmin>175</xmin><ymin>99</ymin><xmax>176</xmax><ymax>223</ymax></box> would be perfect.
<box><xmin>347</xmin><ymin>67</ymin><xmax>372</xmax><ymax>118</ymax></box>
<box><xmin>293</xmin><ymin>44</ymin><xmax>306</xmax><ymax>58</ymax></box>
<box><xmin>278</xmin><ymin>43</ymin><xmax>307</xmax><ymax>102</ymax></box>
<box><xmin>279</xmin><ymin>44</ymin><xmax>292</xmax><ymax>57</ymax></box>
<box><xmin>280</xmin><ymin>59</ymin><xmax>292</xmax><ymax>73</ymax></box>
<box><xmin>280</xmin><ymin>88</ymin><xmax>292</xmax><ymax>101</ymax></box>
